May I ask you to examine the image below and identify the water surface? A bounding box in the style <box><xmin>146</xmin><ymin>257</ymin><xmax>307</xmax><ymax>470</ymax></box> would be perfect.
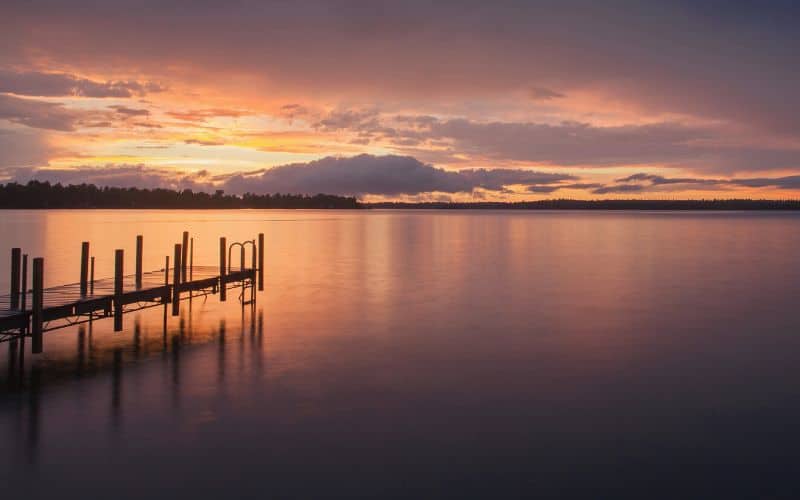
<box><xmin>2</xmin><ymin>210</ymin><xmax>800</xmax><ymax>498</ymax></box>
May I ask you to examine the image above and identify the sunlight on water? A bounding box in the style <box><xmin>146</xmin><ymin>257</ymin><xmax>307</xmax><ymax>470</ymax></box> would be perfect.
<box><xmin>3</xmin><ymin>210</ymin><xmax>800</xmax><ymax>497</ymax></box>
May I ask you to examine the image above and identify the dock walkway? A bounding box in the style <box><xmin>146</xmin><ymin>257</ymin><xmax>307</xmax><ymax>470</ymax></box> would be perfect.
<box><xmin>1</xmin><ymin>233</ymin><xmax>264</xmax><ymax>353</ymax></box>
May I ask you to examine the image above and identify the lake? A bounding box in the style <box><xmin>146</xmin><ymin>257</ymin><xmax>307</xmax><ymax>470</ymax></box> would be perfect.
<box><xmin>2</xmin><ymin>209</ymin><xmax>800</xmax><ymax>498</ymax></box>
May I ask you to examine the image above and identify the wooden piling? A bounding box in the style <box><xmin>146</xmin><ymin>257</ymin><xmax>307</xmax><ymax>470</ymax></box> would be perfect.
<box><xmin>258</xmin><ymin>233</ymin><xmax>265</xmax><ymax>291</ymax></box>
<box><xmin>21</xmin><ymin>254</ymin><xmax>28</xmax><ymax>312</ymax></box>
<box><xmin>80</xmin><ymin>242</ymin><xmax>90</xmax><ymax>296</ymax></box>
<box><xmin>164</xmin><ymin>256</ymin><xmax>170</xmax><ymax>285</ymax></box>
<box><xmin>90</xmin><ymin>256</ymin><xmax>95</xmax><ymax>294</ymax></box>
<box><xmin>114</xmin><ymin>249</ymin><xmax>124</xmax><ymax>332</ymax></box>
<box><xmin>181</xmin><ymin>231</ymin><xmax>189</xmax><ymax>283</ymax></box>
<box><xmin>189</xmin><ymin>237</ymin><xmax>194</xmax><ymax>281</ymax></box>
<box><xmin>172</xmin><ymin>244</ymin><xmax>182</xmax><ymax>316</ymax></box>
<box><xmin>10</xmin><ymin>248</ymin><xmax>21</xmax><ymax>309</ymax></box>
<box><xmin>32</xmin><ymin>258</ymin><xmax>43</xmax><ymax>354</ymax></box>
<box><xmin>219</xmin><ymin>237</ymin><xmax>227</xmax><ymax>302</ymax></box>
<box><xmin>135</xmin><ymin>235</ymin><xmax>143</xmax><ymax>289</ymax></box>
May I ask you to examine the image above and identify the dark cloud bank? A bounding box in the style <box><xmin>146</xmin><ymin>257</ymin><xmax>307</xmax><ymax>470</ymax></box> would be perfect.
<box><xmin>5</xmin><ymin>154</ymin><xmax>800</xmax><ymax>198</ymax></box>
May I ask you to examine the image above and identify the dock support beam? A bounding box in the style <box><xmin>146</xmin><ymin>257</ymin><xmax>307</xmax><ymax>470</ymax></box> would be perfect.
<box><xmin>181</xmin><ymin>231</ymin><xmax>189</xmax><ymax>283</ymax></box>
<box><xmin>219</xmin><ymin>237</ymin><xmax>227</xmax><ymax>302</ymax></box>
<box><xmin>32</xmin><ymin>258</ymin><xmax>43</xmax><ymax>353</ymax></box>
<box><xmin>135</xmin><ymin>235</ymin><xmax>143</xmax><ymax>289</ymax></box>
<box><xmin>258</xmin><ymin>233</ymin><xmax>264</xmax><ymax>291</ymax></box>
<box><xmin>10</xmin><ymin>248</ymin><xmax>21</xmax><ymax>309</ymax></box>
<box><xmin>114</xmin><ymin>249</ymin><xmax>124</xmax><ymax>332</ymax></box>
<box><xmin>80</xmin><ymin>242</ymin><xmax>89</xmax><ymax>296</ymax></box>
<box><xmin>173</xmin><ymin>244</ymin><xmax>181</xmax><ymax>316</ymax></box>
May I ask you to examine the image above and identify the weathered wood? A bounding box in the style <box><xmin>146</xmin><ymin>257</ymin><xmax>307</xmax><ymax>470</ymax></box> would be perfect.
<box><xmin>219</xmin><ymin>237</ymin><xmax>227</xmax><ymax>302</ymax></box>
<box><xmin>181</xmin><ymin>231</ymin><xmax>189</xmax><ymax>283</ymax></box>
<box><xmin>114</xmin><ymin>249</ymin><xmax>124</xmax><ymax>331</ymax></box>
<box><xmin>190</xmin><ymin>237</ymin><xmax>194</xmax><ymax>281</ymax></box>
<box><xmin>80</xmin><ymin>242</ymin><xmax>90</xmax><ymax>296</ymax></box>
<box><xmin>90</xmin><ymin>256</ymin><xmax>95</xmax><ymax>294</ymax></box>
<box><xmin>32</xmin><ymin>257</ymin><xmax>43</xmax><ymax>353</ymax></box>
<box><xmin>135</xmin><ymin>235</ymin><xmax>143</xmax><ymax>289</ymax></box>
<box><xmin>21</xmin><ymin>254</ymin><xmax>28</xmax><ymax>312</ymax></box>
<box><xmin>172</xmin><ymin>244</ymin><xmax>182</xmax><ymax>316</ymax></box>
<box><xmin>177</xmin><ymin>276</ymin><xmax>219</xmax><ymax>293</ymax></box>
<box><xmin>76</xmin><ymin>296</ymin><xmax>113</xmax><ymax>315</ymax></box>
<box><xmin>258</xmin><ymin>233</ymin><xmax>265</xmax><ymax>291</ymax></box>
<box><xmin>10</xmin><ymin>248</ymin><xmax>21</xmax><ymax>309</ymax></box>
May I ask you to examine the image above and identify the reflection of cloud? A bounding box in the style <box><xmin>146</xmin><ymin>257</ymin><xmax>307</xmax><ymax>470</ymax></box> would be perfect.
<box><xmin>0</xmin><ymin>69</ymin><xmax>164</xmax><ymax>98</ymax></box>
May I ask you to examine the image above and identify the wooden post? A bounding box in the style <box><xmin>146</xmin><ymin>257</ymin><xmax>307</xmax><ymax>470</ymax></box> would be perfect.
<box><xmin>80</xmin><ymin>242</ymin><xmax>89</xmax><ymax>296</ymax></box>
<box><xmin>10</xmin><ymin>248</ymin><xmax>21</xmax><ymax>309</ymax></box>
<box><xmin>164</xmin><ymin>256</ymin><xmax>170</xmax><ymax>285</ymax></box>
<box><xmin>114</xmin><ymin>249</ymin><xmax>124</xmax><ymax>332</ymax></box>
<box><xmin>172</xmin><ymin>244</ymin><xmax>181</xmax><ymax>316</ymax></box>
<box><xmin>189</xmin><ymin>237</ymin><xmax>194</xmax><ymax>282</ymax></box>
<box><xmin>258</xmin><ymin>233</ymin><xmax>264</xmax><ymax>291</ymax></box>
<box><xmin>90</xmin><ymin>256</ymin><xmax>95</xmax><ymax>294</ymax></box>
<box><xmin>135</xmin><ymin>235</ymin><xmax>143</xmax><ymax>289</ymax></box>
<box><xmin>32</xmin><ymin>258</ymin><xmax>43</xmax><ymax>354</ymax></box>
<box><xmin>219</xmin><ymin>237</ymin><xmax>227</xmax><ymax>302</ymax></box>
<box><xmin>181</xmin><ymin>231</ymin><xmax>189</xmax><ymax>283</ymax></box>
<box><xmin>240</xmin><ymin>245</ymin><xmax>245</xmax><ymax>272</ymax></box>
<box><xmin>21</xmin><ymin>254</ymin><xmax>28</xmax><ymax>312</ymax></box>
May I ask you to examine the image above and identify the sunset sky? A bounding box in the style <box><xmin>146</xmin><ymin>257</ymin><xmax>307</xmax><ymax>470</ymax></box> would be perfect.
<box><xmin>1</xmin><ymin>0</ymin><xmax>799</xmax><ymax>200</ymax></box>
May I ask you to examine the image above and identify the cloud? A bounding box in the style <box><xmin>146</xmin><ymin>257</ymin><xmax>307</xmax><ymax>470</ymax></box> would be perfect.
<box><xmin>184</xmin><ymin>138</ymin><xmax>224</xmax><ymax>146</ymax></box>
<box><xmin>4</xmin><ymin>0</ymin><xmax>798</xmax><ymax>138</ymax></box>
<box><xmin>591</xmin><ymin>184</ymin><xmax>647</xmax><ymax>195</ymax></box>
<box><xmin>0</xmin><ymin>69</ymin><xmax>164</xmax><ymax>97</ymax></box>
<box><xmin>0</xmin><ymin>128</ymin><xmax>53</xmax><ymax>170</ymax></box>
<box><xmin>11</xmin><ymin>164</ymin><xmax>210</xmax><ymax>191</ymax></box>
<box><xmin>529</xmin><ymin>87</ymin><xmax>564</xmax><ymax>101</ymax></box>
<box><xmin>166</xmin><ymin>108</ymin><xmax>248</xmax><ymax>122</ymax></box>
<box><xmin>222</xmin><ymin>154</ymin><xmax>575</xmax><ymax>196</ymax></box>
<box><xmin>0</xmin><ymin>93</ymin><xmax>83</xmax><ymax>131</ymax></box>
<box><xmin>110</xmin><ymin>105</ymin><xmax>150</xmax><ymax>117</ymax></box>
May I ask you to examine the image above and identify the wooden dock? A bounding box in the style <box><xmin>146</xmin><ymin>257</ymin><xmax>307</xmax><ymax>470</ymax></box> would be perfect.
<box><xmin>1</xmin><ymin>233</ymin><xmax>265</xmax><ymax>354</ymax></box>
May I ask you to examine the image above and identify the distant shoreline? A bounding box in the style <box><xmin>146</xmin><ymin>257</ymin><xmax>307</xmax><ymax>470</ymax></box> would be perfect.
<box><xmin>2</xmin><ymin>181</ymin><xmax>799</xmax><ymax>210</ymax></box>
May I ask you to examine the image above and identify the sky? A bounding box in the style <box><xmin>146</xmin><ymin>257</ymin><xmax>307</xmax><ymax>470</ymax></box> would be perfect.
<box><xmin>1</xmin><ymin>0</ymin><xmax>799</xmax><ymax>201</ymax></box>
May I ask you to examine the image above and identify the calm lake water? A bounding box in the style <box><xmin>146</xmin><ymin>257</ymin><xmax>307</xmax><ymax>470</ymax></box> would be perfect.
<box><xmin>2</xmin><ymin>209</ymin><xmax>800</xmax><ymax>498</ymax></box>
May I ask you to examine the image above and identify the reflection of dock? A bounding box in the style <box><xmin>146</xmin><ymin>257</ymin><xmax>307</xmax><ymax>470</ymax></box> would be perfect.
<box><xmin>1</xmin><ymin>232</ymin><xmax>265</xmax><ymax>354</ymax></box>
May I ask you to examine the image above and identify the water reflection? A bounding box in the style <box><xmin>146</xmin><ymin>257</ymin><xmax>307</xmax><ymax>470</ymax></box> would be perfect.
<box><xmin>2</xmin><ymin>299</ymin><xmax>263</xmax><ymax>466</ymax></box>
<box><xmin>3</xmin><ymin>211</ymin><xmax>800</xmax><ymax>497</ymax></box>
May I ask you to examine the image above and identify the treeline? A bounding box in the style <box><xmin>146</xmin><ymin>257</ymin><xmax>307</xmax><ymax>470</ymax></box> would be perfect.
<box><xmin>368</xmin><ymin>199</ymin><xmax>800</xmax><ymax>210</ymax></box>
<box><xmin>0</xmin><ymin>181</ymin><xmax>361</xmax><ymax>209</ymax></box>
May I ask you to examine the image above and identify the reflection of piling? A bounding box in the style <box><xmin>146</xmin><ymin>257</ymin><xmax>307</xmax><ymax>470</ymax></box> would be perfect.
<box><xmin>172</xmin><ymin>244</ymin><xmax>181</xmax><ymax>316</ymax></box>
<box><xmin>10</xmin><ymin>248</ymin><xmax>21</xmax><ymax>309</ymax></box>
<box><xmin>219</xmin><ymin>237</ymin><xmax>227</xmax><ymax>301</ymax></box>
<box><xmin>80</xmin><ymin>242</ymin><xmax>90</xmax><ymax>296</ymax></box>
<box><xmin>114</xmin><ymin>249</ymin><xmax>124</xmax><ymax>332</ymax></box>
<box><xmin>135</xmin><ymin>235</ymin><xmax>143</xmax><ymax>289</ymax></box>
<box><xmin>32</xmin><ymin>257</ymin><xmax>43</xmax><ymax>354</ymax></box>
<box><xmin>258</xmin><ymin>233</ymin><xmax>265</xmax><ymax>291</ymax></box>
